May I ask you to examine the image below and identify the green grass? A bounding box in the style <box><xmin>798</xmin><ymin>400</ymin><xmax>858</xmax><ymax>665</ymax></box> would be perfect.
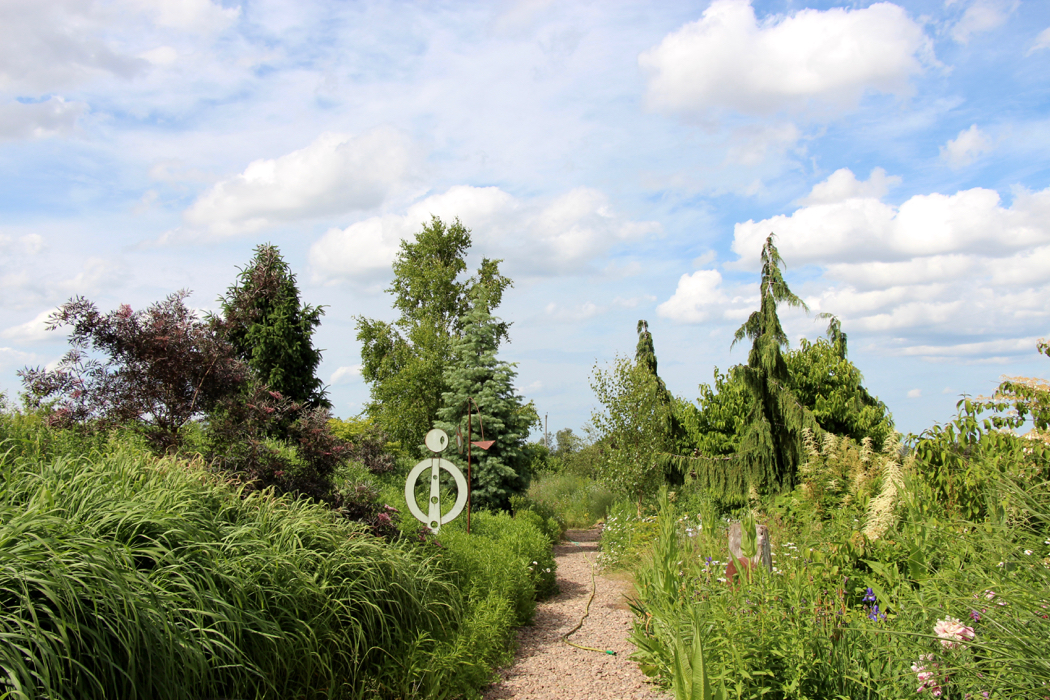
<box><xmin>0</xmin><ymin>417</ymin><xmax>558</xmax><ymax>700</ymax></box>
<box><xmin>622</xmin><ymin>477</ymin><xmax>1050</xmax><ymax>700</ymax></box>
<box><xmin>526</xmin><ymin>473</ymin><xmax>615</xmax><ymax>528</ymax></box>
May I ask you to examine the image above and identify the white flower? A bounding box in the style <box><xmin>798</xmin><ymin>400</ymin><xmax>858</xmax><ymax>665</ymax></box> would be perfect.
<box><xmin>1025</xmin><ymin>550</ymin><xmax>1034</xmax><ymax>556</ymax></box>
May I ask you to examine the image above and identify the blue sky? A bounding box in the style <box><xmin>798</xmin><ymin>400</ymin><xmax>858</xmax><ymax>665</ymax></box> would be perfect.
<box><xmin>1</xmin><ymin>0</ymin><xmax>1048</xmax><ymax>437</ymax></box>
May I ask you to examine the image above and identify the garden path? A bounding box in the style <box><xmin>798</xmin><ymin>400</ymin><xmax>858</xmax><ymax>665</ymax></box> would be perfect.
<box><xmin>482</xmin><ymin>528</ymin><xmax>669</xmax><ymax>700</ymax></box>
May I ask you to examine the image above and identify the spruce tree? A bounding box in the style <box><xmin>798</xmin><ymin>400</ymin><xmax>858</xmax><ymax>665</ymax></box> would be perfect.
<box><xmin>434</xmin><ymin>297</ymin><xmax>534</xmax><ymax>511</ymax></box>
<box><xmin>218</xmin><ymin>244</ymin><xmax>328</xmax><ymax>407</ymax></box>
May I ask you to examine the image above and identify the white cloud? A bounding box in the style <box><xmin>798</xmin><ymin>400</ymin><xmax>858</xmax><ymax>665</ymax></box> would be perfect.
<box><xmin>123</xmin><ymin>0</ymin><xmax>241</xmax><ymax>33</ymax></box>
<box><xmin>799</xmin><ymin>167</ymin><xmax>901</xmax><ymax>205</ymax></box>
<box><xmin>140</xmin><ymin>46</ymin><xmax>179</xmax><ymax>66</ymax></box>
<box><xmin>639</xmin><ymin>0</ymin><xmax>930</xmax><ymax>117</ymax></box>
<box><xmin>897</xmin><ymin>337</ymin><xmax>1041</xmax><ymax>359</ymax></box>
<box><xmin>710</xmin><ymin>173</ymin><xmax>1050</xmax><ymax>358</ymax></box>
<box><xmin>309</xmin><ymin>185</ymin><xmax>660</xmax><ymax>282</ymax></box>
<box><xmin>950</xmin><ymin>0</ymin><xmax>1018</xmax><ymax>44</ymax></box>
<box><xmin>724</xmin><ymin>123</ymin><xmax>801</xmax><ymax>166</ymax></box>
<box><xmin>907</xmin><ymin>388</ymin><xmax>922</xmax><ymax>398</ymax></box>
<box><xmin>657</xmin><ymin>269</ymin><xmax>730</xmax><ymax>323</ymax></box>
<box><xmin>0</xmin><ymin>0</ymin><xmax>235</xmax><ymax>91</ymax></box>
<box><xmin>0</xmin><ymin>346</ymin><xmax>40</xmax><ymax>371</ymax></box>
<box><xmin>184</xmin><ymin>128</ymin><xmax>416</xmax><ymax>236</ymax></box>
<box><xmin>0</xmin><ymin>97</ymin><xmax>85</xmax><ymax>141</ymax></box>
<box><xmin>544</xmin><ymin>301</ymin><xmax>601</xmax><ymax>323</ymax></box>
<box><xmin>0</xmin><ymin>1</ymin><xmax>147</xmax><ymax>93</ymax></box>
<box><xmin>329</xmin><ymin>365</ymin><xmax>362</xmax><ymax>385</ymax></box>
<box><xmin>2</xmin><ymin>309</ymin><xmax>55</xmax><ymax>343</ymax></box>
<box><xmin>941</xmin><ymin>124</ymin><xmax>993</xmax><ymax>168</ymax></box>
<box><xmin>732</xmin><ymin>172</ymin><xmax>1050</xmax><ymax>268</ymax></box>
<box><xmin>1029</xmin><ymin>27</ymin><xmax>1050</xmax><ymax>54</ymax></box>
<box><xmin>0</xmin><ymin>234</ymin><xmax>44</xmax><ymax>256</ymax></box>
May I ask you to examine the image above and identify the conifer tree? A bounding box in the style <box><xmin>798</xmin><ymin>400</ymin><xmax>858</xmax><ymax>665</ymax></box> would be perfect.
<box><xmin>434</xmin><ymin>296</ymin><xmax>535</xmax><ymax>511</ymax></box>
<box><xmin>218</xmin><ymin>244</ymin><xmax>328</xmax><ymax>407</ymax></box>
<box><xmin>731</xmin><ymin>234</ymin><xmax>822</xmax><ymax>493</ymax></box>
<box><xmin>663</xmin><ymin>234</ymin><xmax>824</xmax><ymax>496</ymax></box>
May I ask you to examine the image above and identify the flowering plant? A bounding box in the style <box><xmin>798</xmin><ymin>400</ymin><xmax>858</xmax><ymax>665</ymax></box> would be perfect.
<box><xmin>934</xmin><ymin>617</ymin><xmax>976</xmax><ymax>649</ymax></box>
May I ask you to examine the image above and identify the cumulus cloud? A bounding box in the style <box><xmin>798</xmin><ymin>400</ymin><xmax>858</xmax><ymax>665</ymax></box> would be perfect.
<box><xmin>907</xmin><ymin>388</ymin><xmax>922</xmax><ymax>398</ymax></box>
<box><xmin>941</xmin><ymin>124</ymin><xmax>994</xmax><ymax>168</ymax></box>
<box><xmin>2</xmin><ymin>309</ymin><xmax>55</xmax><ymax>343</ymax></box>
<box><xmin>799</xmin><ymin>167</ymin><xmax>901</xmax><ymax>205</ymax></box>
<box><xmin>329</xmin><ymin>365</ymin><xmax>362</xmax><ymax>385</ymax></box>
<box><xmin>699</xmin><ymin>170</ymin><xmax>1050</xmax><ymax>358</ymax></box>
<box><xmin>0</xmin><ymin>97</ymin><xmax>85</xmax><ymax>141</ymax></box>
<box><xmin>309</xmin><ymin>185</ymin><xmax>660</xmax><ymax>282</ymax></box>
<box><xmin>732</xmin><ymin>172</ymin><xmax>1050</xmax><ymax>268</ymax></box>
<box><xmin>657</xmin><ymin>270</ymin><xmax>732</xmax><ymax>324</ymax></box>
<box><xmin>639</xmin><ymin>0</ymin><xmax>930</xmax><ymax>117</ymax></box>
<box><xmin>949</xmin><ymin>0</ymin><xmax>1018</xmax><ymax>44</ymax></box>
<box><xmin>184</xmin><ymin>128</ymin><xmax>416</xmax><ymax>236</ymax></box>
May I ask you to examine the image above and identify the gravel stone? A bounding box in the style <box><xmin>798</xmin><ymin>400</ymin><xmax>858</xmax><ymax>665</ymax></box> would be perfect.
<box><xmin>483</xmin><ymin>528</ymin><xmax>670</xmax><ymax>700</ymax></box>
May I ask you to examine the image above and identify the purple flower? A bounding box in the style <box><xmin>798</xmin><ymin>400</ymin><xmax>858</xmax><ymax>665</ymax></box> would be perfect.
<box><xmin>970</xmin><ymin>609</ymin><xmax>980</xmax><ymax>622</ymax></box>
<box><xmin>862</xmin><ymin>587</ymin><xmax>877</xmax><ymax>604</ymax></box>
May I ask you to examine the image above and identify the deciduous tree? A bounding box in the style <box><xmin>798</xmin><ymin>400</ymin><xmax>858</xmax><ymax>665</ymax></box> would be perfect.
<box><xmin>19</xmin><ymin>291</ymin><xmax>244</xmax><ymax>452</ymax></box>
<box><xmin>357</xmin><ymin>216</ymin><xmax>511</xmax><ymax>453</ymax></box>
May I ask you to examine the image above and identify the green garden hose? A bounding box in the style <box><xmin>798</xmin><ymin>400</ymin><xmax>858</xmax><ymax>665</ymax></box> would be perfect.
<box><xmin>562</xmin><ymin>540</ymin><xmax>617</xmax><ymax>655</ymax></box>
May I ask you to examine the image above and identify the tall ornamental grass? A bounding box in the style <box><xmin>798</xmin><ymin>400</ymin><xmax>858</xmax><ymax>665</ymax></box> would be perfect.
<box><xmin>0</xmin><ymin>441</ymin><xmax>455</xmax><ymax>700</ymax></box>
<box><xmin>526</xmin><ymin>473</ymin><xmax>615</xmax><ymax>528</ymax></box>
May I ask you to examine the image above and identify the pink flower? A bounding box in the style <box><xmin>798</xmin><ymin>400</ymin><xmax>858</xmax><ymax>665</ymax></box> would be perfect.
<box><xmin>912</xmin><ymin>655</ymin><xmax>943</xmax><ymax>696</ymax></box>
<box><xmin>935</xmin><ymin>617</ymin><xmax>976</xmax><ymax>649</ymax></box>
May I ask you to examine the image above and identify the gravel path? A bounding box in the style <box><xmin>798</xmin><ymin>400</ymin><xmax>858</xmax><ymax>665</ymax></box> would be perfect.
<box><xmin>483</xmin><ymin>528</ymin><xmax>670</xmax><ymax>700</ymax></box>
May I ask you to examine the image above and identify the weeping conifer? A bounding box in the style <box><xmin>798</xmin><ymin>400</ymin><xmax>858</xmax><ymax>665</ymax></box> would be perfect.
<box><xmin>663</xmin><ymin>234</ymin><xmax>822</xmax><ymax>496</ymax></box>
<box><xmin>635</xmin><ymin>320</ymin><xmax>688</xmax><ymax>484</ymax></box>
<box><xmin>731</xmin><ymin>234</ymin><xmax>822</xmax><ymax>493</ymax></box>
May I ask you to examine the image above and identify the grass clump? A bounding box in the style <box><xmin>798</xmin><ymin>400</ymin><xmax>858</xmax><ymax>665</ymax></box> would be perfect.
<box><xmin>526</xmin><ymin>472</ymin><xmax>615</xmax><ymax>529</ymax></box>
<box><xmin>0</xmin><ymin>418</ymin><xmax>558</xmax><ymax>700</ymax></box>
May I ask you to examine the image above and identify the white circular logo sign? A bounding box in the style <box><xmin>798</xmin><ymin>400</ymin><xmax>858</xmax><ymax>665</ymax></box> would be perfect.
<box><xmin>404</xmin><ymin>457</ymin><xmax>467</xmax><ymax>533</ymax></box>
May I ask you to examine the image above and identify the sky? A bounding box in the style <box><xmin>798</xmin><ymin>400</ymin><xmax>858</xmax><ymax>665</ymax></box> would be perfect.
<box><xmin>1</xmin><ymin>0</ymin><xmax>1048</xmax><ymax>438</ymax></box>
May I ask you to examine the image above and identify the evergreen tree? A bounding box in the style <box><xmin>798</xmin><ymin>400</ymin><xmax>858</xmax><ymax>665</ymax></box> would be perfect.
<box><xmin>665</xmin><ymin>235</ymin><xmax>824</xmax><ymax>496</ymax></box>
<box><xmin>635</xmin><ymin>319</ymin><xmax>689</xmax><ymax>483</ymax></box>
<box><xmin>358</xmin><ymin>216</ymin><xmax>511</xmax><ymax>453</ymax></box>
<box><xmin>434</xmin><ymin>298</ymin><xmax>534</xmax><ymax>511</ymax></box>
<box><xmin>730</xmin><ymin>234</ymin><xmax>821</xmax><ymax>493</ymax></box>
<box><xmin>678</xmin><ymin>315</ymin><xmax>893</xmax><ymax>460</ymax></box>
<box><xmin>218</xmin><ymin>244</ymin><xmax>328</xmax><ymax>407</ymax></box>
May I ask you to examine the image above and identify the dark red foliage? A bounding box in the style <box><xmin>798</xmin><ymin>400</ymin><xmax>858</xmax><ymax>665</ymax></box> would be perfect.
<box><xmin>347</xmin><ymin>423</ymin><xmax>397</xmax><ymax>476</ymax></box>
<box><xmin>206</xmin><ymin>383</ymin><xmax>348</xmax><ymax>502</ymax></box>
<box><xmin>19</xmin><ymin>291</ymin><xmax>245</xmax><ymax>452</ymax></box>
